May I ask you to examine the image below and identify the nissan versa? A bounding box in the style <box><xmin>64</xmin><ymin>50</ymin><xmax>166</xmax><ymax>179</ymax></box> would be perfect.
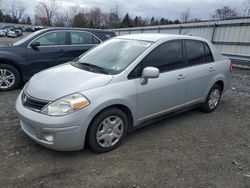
<box><xmin>16</xmin><ymin>34</ymin><xmax>232</xmax><ymax>153</ymax></box>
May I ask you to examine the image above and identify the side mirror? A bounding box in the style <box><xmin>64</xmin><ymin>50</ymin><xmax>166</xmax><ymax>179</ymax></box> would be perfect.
<box><xmin>141</xmin><ymin>66</ymin><xmax>159</xmax><ymax>85</ymax></box>
<box><xmin>30</xmin><ymin>41</ymin><xmax>40</xmax><ymax>49</ymax></box>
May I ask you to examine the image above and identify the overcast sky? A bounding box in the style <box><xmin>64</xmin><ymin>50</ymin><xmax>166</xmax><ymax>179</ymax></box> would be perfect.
<box><xmin>15</xmin><ymin>0</ymin><xmax>248</xmax><ymax>20</ymax></box>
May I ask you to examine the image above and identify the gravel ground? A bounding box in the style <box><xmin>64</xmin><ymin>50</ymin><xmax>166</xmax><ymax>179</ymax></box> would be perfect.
<box><xmin>0</xmin><ymin>68</ymin><xmax>249</xmax><ymax>188</ymax></box>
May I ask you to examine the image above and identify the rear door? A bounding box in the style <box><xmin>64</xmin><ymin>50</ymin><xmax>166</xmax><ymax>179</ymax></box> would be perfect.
<box><xmin>184</xmin><ymin>40</ymin><xmax>215</xmax><ymax>102</ymax></box>
<box><xmin>129</xmin><ymin>40</ymin><xmax>188</xmax><ymax>122</ymax></box>
<box><xmin>26</xmin><ymin>30</ymin><xmax>68</xmax><ymax>74</ymax></box>
<box><xmin>67</xmin><ymin>31</ymin><xmax>101</xmax><ymax>60</ymax></box>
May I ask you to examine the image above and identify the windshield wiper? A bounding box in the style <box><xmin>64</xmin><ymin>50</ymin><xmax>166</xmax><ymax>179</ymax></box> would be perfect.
<box><xmin>80</xmin><ymin>62</ymin><xmax>109</xmax><ymax>74</ymax></box>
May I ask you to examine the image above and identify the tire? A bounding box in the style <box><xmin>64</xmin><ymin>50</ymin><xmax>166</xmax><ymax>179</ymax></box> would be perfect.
<box><xmin>87</xmin><ymin>108</ymin><xmax>128</xmax><ymax>153</ymax></box>
<box><xmin>201</xmin><ymin>84</ymin><xmax>222</xmax><ymax>113</ymax></box>
<box><xmin>0</xmin><ymin>64</ymin><xmax>21</xmax><ymax>91</ymax></box>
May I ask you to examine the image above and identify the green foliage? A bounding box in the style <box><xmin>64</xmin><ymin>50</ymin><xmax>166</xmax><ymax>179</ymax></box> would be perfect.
<box><xmin>121</xmin><ymin>13</ymin><xmax>133</xmax><ymax>27</ymax></box>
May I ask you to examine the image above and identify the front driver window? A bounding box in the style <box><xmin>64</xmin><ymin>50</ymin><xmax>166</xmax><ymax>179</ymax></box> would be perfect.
<box><xmin>35</xmin><ymin>31</ymin><xmax>66</xmax><ymax>46</ymax></box>
<box><xmin>129</xmin><ymin>40</ymin><xmax>183</xmax><ymax>78</ymax></box>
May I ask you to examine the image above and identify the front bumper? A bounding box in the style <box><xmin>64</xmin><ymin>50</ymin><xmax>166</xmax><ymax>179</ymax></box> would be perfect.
<box><xmin>15</xmin><ymin>93</ymin><xmax>92</xmax><ymax>151</ymax></box>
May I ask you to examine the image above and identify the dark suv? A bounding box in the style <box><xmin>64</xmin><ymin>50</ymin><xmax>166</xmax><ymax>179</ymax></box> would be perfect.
<box><xmin>0</xmin><ymin>28</ymin><xmax>116</xmax><ymax>91</ymax></box>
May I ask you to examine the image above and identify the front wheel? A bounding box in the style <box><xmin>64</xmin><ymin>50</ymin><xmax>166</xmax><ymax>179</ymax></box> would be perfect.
<box><xmin>201</xmin><ymin>84</ymin><xmax>222</xmax><ymax>113</ymax></box>
<box><xmin>0</xmin><ymin>64</ymin><xmax>21</xmax><ymax>91</ymax></box>
<box><xmin>87</xmin><ymin>108</ymin><xmax>128</xmax><ymax>153</ymax></box>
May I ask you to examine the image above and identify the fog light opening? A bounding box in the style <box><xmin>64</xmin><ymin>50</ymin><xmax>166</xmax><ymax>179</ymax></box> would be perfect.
<box><xmin>43</xmin><ymin>131</ymin><xmax>54</xmax><ymax>142</ymax></box>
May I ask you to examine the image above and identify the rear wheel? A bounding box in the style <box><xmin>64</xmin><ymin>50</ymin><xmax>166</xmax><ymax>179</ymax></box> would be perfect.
<box><xmin>0</xmin><ymin>64</ymin><xmax>21</xmax><ymax>91</ymax></box>
<box><xmin>201</xmin><ymin>84</ymin><xmax>222</xmax><ymax>113</ymax></box>
<box><xmin>87</xmin><ymin>108</ymin><xmax>128</xmax><ymax>153</ymax></box>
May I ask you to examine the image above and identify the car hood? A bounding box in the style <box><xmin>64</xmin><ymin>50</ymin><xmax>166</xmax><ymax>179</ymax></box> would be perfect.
<box><xmin>25</xmin><ymin>63</ymin><xmax>113</xmax><ymax>101</ymax></box>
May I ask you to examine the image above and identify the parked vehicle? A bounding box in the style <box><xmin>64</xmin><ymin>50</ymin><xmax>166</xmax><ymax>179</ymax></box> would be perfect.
<box><xmin>34</xmin><ymin>26</ymin><xmax>45</xmax><ymax>31</ymax></box>
<box><xmin>25</xmin><ymin>26</ymin><xmax>35</xmax><ymax>32</ymax></box>
<box><xmin>7</xmin><ymin>30</ymin><xmax>17</xmax><ymax>38</ymax></box>
<box><xmin>14</xmin><ymin>29</ymin><xmax>22</xmax><ymax>37</ymax></box>
<box><xmin>15</xmin><ymin>34</ymin><xmax>232</xmax><ymax>152</ymax></box>
<box><xmin>1</xmin><ymin>29</ymin><xmax>8</xmax><ymax>36</ymax></box>
<box><xmin>0</xmin><ymin>30</ymin><xmax>6</xmax><ymax>37</ymax></box>
<box><xmin>14</xmin><ymin>26</ymin><xmax>25</xmax><ymax>32</ymax></box>
<box><xmin>0</xmin><ymin>28</ymin><xmax>116</xmax><ymax>91</ymax></box>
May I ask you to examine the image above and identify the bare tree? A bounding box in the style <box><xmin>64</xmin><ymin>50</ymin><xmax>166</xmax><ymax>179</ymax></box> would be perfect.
<box><xmin>89</xmin><ymin>7</ymin><xmax>102</xmax><ymax>28</ymax></box>
<box><xmin>107</xmin><ymin>6</ymin><xmax>121</xmax><ymax>28</ymax></box>
<box><xmin>180</xmin><ymin>8</ymin><xmax>190</xmax><ymax>23</ymax></box>
<box><xmin>9</xmin><ymin>0</ymin><xmax>26</xmax><ymax>23</ymax></box>
<box><xmin>243</xmin><ymin>0</ymin><xmax>250</xmax><ymax>17</ymax></box>
<box><xmin>54</xmin><ymin>14</ymin><xmax>65</xmax><ymax>27</ymax></box>
<box><xmin>212</xmin><ymin>6</ymin><xmax>238</xmax><ymax>20</ymax></box>
<box><xmin>65</xmin><ymin>7</ymin><xmax>81</xmax><ymax>27</ymax></box>
<box><xmin>35</xmin><ymin>0</ymin><xmax>61</xmax><ymax>26</ymax></box>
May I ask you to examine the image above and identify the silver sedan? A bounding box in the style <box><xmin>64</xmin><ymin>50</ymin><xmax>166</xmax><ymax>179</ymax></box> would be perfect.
<box><xmin>16</xmin><ymin>34</ymin><xmax>231</xmax><ymax>152</ymax></box>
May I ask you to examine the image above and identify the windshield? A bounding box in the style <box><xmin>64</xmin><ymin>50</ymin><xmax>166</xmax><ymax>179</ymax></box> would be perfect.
<box><xmin>13</xmin><ymin>30</ymin><xmax>44</xmax><ymax>46</ymax></box>
<box><xmin>78</xmin><ymin>38</ymin><xmax>152</xmax><ymax>74</ymax></box>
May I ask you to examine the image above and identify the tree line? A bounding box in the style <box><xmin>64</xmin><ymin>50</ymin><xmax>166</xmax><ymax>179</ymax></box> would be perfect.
<box><xmin>0</xmin><ymin>0</ymin><xmax>250</xmax><ymax>28</ymax></box>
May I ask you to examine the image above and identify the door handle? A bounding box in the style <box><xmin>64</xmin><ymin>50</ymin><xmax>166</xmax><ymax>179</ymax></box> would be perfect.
<box><xmin>209</xmin><ymin>67</ymin><xmax>215</xmax><ymax>72</ymax></box>
<box><xmin>58</xmin><ymin>49</ymin><xmax>64</xmax><ymax>53</ymax></box>
<box><xmin>177</xmin><ymin>74</ymin><xmax>185</xmax><ymax>80</ymax></box>
<box><xmin>58</xmin><ymin>49</ymin><xmax>65</xmax><ymax>58</ymax></box>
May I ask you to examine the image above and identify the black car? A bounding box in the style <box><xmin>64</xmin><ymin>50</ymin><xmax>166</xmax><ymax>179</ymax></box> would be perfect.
<box><xmin>0</xmin><ymin>28</ymin><xmax>116</xmax><ymax>91</ymax></box>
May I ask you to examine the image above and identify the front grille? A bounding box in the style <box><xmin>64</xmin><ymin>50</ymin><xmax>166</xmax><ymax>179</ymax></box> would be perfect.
<box><xmin>22</xmin><ymin>92</ymin><xmax>49</xmax><ymax>111</ymax></box>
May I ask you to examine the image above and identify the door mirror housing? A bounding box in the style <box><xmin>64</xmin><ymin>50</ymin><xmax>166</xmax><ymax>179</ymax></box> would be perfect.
<box><xmin>141</xmin><ymin>66</ymin><xmax>159</xmax><ymax>85</ymax></box>
<box><xmin>30</xmin><ymin>41</ymin><xmax>40</xmax><ymax>49</ymax></box>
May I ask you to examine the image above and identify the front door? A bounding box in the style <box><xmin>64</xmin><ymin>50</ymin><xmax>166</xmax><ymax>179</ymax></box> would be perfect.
<box><xmin>129</xmin><ymin>40</ymin><xmax>188</xmax><ymax>122</ymax></box>
<box><xmin>26</xmin><ymin>31</ymin><xmax>68</xmax><ymax>74</ymax></box>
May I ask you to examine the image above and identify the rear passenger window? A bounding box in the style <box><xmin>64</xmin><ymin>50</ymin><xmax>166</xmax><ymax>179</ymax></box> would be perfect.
<box><xmin>185</xmin><ymin>40</ymin><xmax>204</xmax><ymax>65</ymax></box>
<box><xmin>70</xmin><ymin>32</ymin><xmax>100</xmax><ymax>45</ymax></box>
<box><xmin>204</xmin><ymin>43</ymin><xmax>214</xmax><ymax>63</ymax></box>
<box><xmin>185</xmin><ymin>40</ymin><xmax>214</xmax><ymax>66</ymax></box>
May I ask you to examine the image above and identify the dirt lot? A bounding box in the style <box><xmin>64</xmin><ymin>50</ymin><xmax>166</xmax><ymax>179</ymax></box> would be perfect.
<box><xmin>0</xmin><ymin>68</ymin><xmax>249</xmax><ymax>188</ymax></box>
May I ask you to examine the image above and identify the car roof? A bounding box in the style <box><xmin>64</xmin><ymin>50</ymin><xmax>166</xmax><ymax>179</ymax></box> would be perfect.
<box><xmin>116</xmin><ymin>33</ymin><xmax>207</xmax><ymax>42</ymax></box>
<box><xmin>41</xmin><ymin>27</ymin><xmax>115</xmax><ymax>34</ymax></box>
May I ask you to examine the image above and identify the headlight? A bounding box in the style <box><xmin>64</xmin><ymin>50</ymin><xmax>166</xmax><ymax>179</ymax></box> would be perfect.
<box><xmin>41</xmin><ymin>93</ymin><xmax>90</xmax><ymax>116</ymax></box>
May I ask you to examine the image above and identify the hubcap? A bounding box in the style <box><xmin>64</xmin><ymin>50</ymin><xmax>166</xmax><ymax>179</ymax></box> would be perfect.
<box><xmin>208</xmin><ymin>88</ymin><xmax>220</xmax><ymax>109</ymax></box>
<box><xmin>96</xmin><ymin>116</ymin><xmax>124</xmax><ymax>148</ymax></box>
<box><xmin>0</xmin><ymin>69</ymin><xmax>15</xmax><ymax>89</ymax></box>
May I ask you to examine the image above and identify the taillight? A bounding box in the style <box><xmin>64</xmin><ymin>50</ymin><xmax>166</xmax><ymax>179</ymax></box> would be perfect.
<box><xmin>229</xmin><ymin>60</ymin><xmax>233</xmax><ymax>72</ymax></box>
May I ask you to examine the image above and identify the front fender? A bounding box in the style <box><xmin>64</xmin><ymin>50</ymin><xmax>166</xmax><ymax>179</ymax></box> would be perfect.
<box><xmin>82</xmin><ymin>80</ymin><xmax>137</xmax><ymax>126</ymax></box>
<box><xmin>0</xmin><ymin>51</ymin><xmax>26</xmax><ymax>66</ymax></box>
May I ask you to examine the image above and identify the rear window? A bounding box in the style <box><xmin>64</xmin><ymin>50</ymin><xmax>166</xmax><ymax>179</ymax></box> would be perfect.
<box><xmin>93</xmin><ymin>32</ymin><xmax>116</xmax><ymax>41</ymax></box>
<box><xmin>204</xmin><ymin>43</ymin><xmax>214</xmax><ymax>63</ymax></box>
<box><xmin>185</xmin><ymin>40</ymin><xmax>214</xmax><ymax>66</ymax></box>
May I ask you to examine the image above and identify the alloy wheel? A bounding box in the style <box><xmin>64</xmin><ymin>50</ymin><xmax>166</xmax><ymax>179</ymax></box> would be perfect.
<box><xmin>0</xmin><ymin>69</ymin><xmax>16</xmax><ymax>89</ymax></box>
<box><xmin>208</xmin><ymin>88</ymin><xmax>220</xmax><ymax>109</ymax></box>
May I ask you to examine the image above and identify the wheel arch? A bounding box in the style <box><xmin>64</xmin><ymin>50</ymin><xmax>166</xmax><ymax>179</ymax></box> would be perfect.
<box><xmin>214</xmin><ymin>80</ymin><xmax>224</xmax><ymax>92</ymax></box>
<box><xmin>91</xmin><ymin>104</ymin><xmax>134</xmax><ymax>129</ymax></box>
<box><xmin>86</xmin><ymin>103</ymin><xmax>135</xmax><ymax>140</ymax></box>
<box><xmin>0</xmin><ymin>58</ymin><xmax>23</xmax><ymax>81</ymax></box>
